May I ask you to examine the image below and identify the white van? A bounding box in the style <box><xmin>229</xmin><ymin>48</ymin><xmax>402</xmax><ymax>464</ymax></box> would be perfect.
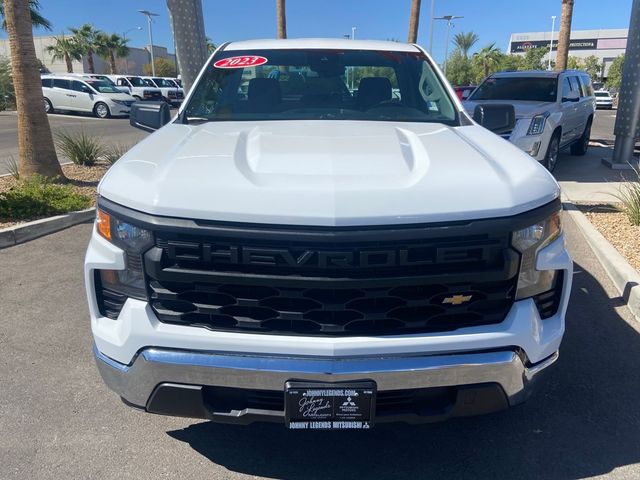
<box><xmin>41</xmin><ymin>75</ymin><xmax>137</xmax><ymax>118</ymax></box>
<box><xmin>106</xmin><ymin>75</ymin><xmax>163</xmax><ymax>102</ymax></box>
<box><xmin>69</xmin><ymin>73</ymin><xmax>130</xmax><ymax>94</ymax></box>
<box><xmin>139</xmin><ymin>76</ymin><xmax>185</xmax><ymax>106</ymax></box>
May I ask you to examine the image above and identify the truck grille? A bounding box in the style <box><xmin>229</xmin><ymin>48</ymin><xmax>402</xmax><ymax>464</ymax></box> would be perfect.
<box><xmin>143</xmin><ymin>223</ymin><xmax>519</xmax><ymax>336</ymax></box>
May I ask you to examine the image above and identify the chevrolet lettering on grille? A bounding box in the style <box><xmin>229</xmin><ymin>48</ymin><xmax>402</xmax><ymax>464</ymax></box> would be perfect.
<box><xmin>163</xmin><ymin>241</ymin><xmax>490</xmax><ymax>269</ymax></box>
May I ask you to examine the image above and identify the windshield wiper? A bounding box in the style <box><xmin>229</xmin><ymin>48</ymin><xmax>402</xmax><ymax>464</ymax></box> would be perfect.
<box><xmin>186</xmin><ymin>117</ymin><xmax>212</xmax><ymax>124</ymax></box>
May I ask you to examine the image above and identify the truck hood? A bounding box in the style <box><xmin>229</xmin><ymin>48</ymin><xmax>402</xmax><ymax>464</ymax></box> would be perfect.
<box><xmin>463</xmin><ymin>100</ymin><xmax>556</xmax><ymax>120</ymax></box>
<box><xmin>99</xmin><ymin>120</ymin><xmax>559</xmax><ymax>226</ymax></box>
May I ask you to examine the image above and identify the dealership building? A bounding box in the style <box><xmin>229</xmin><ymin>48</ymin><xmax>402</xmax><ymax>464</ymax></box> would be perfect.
<box><xmin>0</xmin><ymin>35</ymin><xmax>176</xmax><ymax>75</ymax></box>
<box><xmin>508</xmin><ymin>28</ymin><xmax>627</xmax><ymax>77</ymax></box>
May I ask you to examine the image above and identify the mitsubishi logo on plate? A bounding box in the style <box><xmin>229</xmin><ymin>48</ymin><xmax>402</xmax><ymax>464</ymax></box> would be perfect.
<box><xmin>442</xmin><ymin>294</ymin><xmax>473</xmax><ymax>306</ymax></box>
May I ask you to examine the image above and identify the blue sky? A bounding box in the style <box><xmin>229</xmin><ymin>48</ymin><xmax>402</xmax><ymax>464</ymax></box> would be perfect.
<box><xmin>2</xmin><ymin>0</ymin><xmax>634</xmax><ymax>64</ymax></box>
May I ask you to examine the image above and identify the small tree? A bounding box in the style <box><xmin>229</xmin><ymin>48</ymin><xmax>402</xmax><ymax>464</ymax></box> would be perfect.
<box><xmin>446</xmin><ymin>50</ymin><xmax>474</xmax><ymax>85</ymax></box>
<box><xmin>606</xmin><ymin>54</ymin><xmax>624</xmax><ymax>90</ymax></box>
<box><xmin>582</xmin><ymin>55</ymin><xmax>602</xmax><ymax>80</ymax></box>
<box><xmin>143</xmin><ymin>57</ymin><xmax>177</xmax><ymax>77</ymax></box>
<box><xmin>499</xmin><ymin>54</ymin><xmax>525</xmax><ymax>71</ymax></box>
<box><xmin>566</xmin><ymin>56</ymin><xmax>582</xmax><ymax>69</ymax></box>
<box><xmin>522</xmin><ymin>46</ymin><xmax>549</xmax><ymax>70</ymax></box>
<box><xmin>473</xmin><ymin>43</ymin><xmax>503</xmax><ymax>80</ymax></box>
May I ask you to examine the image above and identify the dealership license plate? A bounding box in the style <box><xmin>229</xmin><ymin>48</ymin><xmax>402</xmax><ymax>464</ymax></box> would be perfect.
<box><xmin>284</xmin><ymin>381</ymin><xmax>376</xmax><ymax>430</ymax></box>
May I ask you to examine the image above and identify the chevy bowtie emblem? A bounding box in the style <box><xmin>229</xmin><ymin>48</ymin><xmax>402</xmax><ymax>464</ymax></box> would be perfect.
<box><xmin>442</xmin><ymin>294</ymin><xmax>473</xmax><ymax>305</ymax></box>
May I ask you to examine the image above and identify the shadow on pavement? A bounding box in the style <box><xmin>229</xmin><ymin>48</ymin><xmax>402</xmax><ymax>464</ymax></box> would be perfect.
<box><xmin>167</xmin><ymin>261</ymin><xmax>640</xmax><ymax>479</ymax></box>
<box><xmin>554</xmin><ymin>146</ymin><xmax>636</xmax><ymax>184</ymax></box>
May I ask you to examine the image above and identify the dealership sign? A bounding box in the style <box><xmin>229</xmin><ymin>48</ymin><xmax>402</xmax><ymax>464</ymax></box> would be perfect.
<box><xmin>510</xmin><ymin>39</ymin><xmax>597</xmax><ymax>53</ymax></box>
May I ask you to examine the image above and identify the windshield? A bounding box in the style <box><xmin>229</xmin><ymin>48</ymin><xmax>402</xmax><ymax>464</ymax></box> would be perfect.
<box><xmin>183</xmin><ymin>49</ymin><xmax>458</xmax><ymax>124</ymax></box>
<box><xmin>594</xmin><ymin>91</ymin><xmax>609</xmax><ymax>97</ymax></box>
<box><xmin>85</xmin><ymin>80</ymin><xmax>120</xmax><ymax>94</ymax></box>
<box><xmin>127</xmin><ymin>77</ymin><xmax>146</xmax><ymax>87</ymax></box>
<box><xmin>142</xmin><ymin>78</ymin><xmax>156</xmax><ymax>87</ymax></box>
<box><xmin>470</xmin><ymin>76</ymin><xmax>558</xmax><ymax>103</ymax></box>
<box><xmin>153</xmin><ymin>78</ymin><xmax>177</xmax><ymax>88</ymax></box>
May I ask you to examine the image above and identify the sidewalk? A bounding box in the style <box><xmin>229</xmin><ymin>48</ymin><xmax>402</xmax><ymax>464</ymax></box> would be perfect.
<box><xmin>555</xmin><ymin>145</ymin><xmax>637</xmax><ymax>203</ymax></box>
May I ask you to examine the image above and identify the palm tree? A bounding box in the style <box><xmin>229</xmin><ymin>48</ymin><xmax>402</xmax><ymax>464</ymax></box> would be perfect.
<box><xmin>276</xmin><ymin>0</ymin><xmax>286</xmax><ymax>39</ymax></box>
<box><xmin>0</xmin><ymin>0</ymin><xmax>51</xmax><ymax>31</ymax></box>
<box><xmin>407</xmin><ymin>0</ymin><xmax>421</xmax><ymax>43</ymax></box>
<box><xmin>474</xmin><ymin>43</ymin><xmax>503</xmax><ymax>78</ymax></box>
<box><xmin>205</xmin><ymin>36</ymin><xmax>216</xmax><ymax>54</ymax></box>
<box><xmin>2</xmin><ymin>0</ymin><xmax>62</xmax><ymax>178</ymax></box>
<box><xmin>95</xmin><ymin>32</ymin><xmax>129</xmax><ymax>74</ymax></box>
<box><xmin>70</xmin><ymin>23</ymin><xmax>101</xmax><ymax>73</ymax></box>
<box><xmin>555</xmin><ymin>0</ymin><xmax>574</xmax><ymax>71</ymax></box>
<box><xmin>453</xmin><ymin>32</ymin><xmax>479</xmax><ymax>58</ymax></box>
<box><xmin>46</xmin><ymin>34</ymin><xmax>81</xmax><ymax>73</ymax></box>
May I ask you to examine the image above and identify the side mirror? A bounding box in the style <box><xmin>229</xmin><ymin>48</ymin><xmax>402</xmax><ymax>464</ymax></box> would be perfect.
<box><xmin>472</xmin><ymin>104</ymin><xmax>516</xmax><ymax>135</ymax></box>
<box><xmin>130</xmin><ymin>101</ymin><xmax>171</xmax><ymax>132</ymax></box>
<box><xmin>563</xmin><ymin>90</ymin><xmax>580</xmax><ymax>102</ymax></box>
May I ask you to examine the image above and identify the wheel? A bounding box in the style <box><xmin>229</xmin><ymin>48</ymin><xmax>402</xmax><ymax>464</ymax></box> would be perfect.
<box><xmin>570</xmin><ymin>118</ymin><xmax>592</xmax><ymax>156</ymax></box>
<box><xmin>543</xmin><ymin>133</ymin><xmax>560</xmax><ymax>172</ymax></box>
<box><xmin>93</xmin><ymin>102</ymin><xmax>110</xmax><ymax>119</ymax></box>
<box><xmin>133</xmin><ymin>95</ymin><xmax>142</xmax><ymax>101</ymax></box>
<box><xmin>44</xmin><ymin>97</ymin><xmax>53</xmax><ymax>114</ymax></box>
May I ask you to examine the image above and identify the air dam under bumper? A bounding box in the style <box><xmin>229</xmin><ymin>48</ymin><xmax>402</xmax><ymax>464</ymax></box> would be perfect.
<box><xmin>95</xmin><ymin>345</ymin><xmax>558</xmax><ymax>424</ymax></box>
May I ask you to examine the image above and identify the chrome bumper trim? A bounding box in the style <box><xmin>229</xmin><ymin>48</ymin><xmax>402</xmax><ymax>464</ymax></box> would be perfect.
<box><xmin>94</xmin><ymin>345</ymin><xmax>558</xmax><ymax>408</ymax></box>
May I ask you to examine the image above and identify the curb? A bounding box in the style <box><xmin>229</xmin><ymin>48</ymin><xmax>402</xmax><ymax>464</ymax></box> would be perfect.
<box><xmin>563</xmin><ymin>202</ymin><xmax>640</xmax><ymax>319</ymax></box>
<box><xmin>0</xmin><ymin>207</ymin><xmax>95</xmax><ymax>249</ymax></box>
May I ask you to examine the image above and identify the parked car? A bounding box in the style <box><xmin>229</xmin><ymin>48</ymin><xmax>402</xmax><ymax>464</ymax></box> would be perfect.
<box><xmin>453</xmin><ymin>85</ymin><xmax>475</xmax><ymax>101</ymax></box>
<box><xmin>139</xmin><ymin>76</ymin><xmax>185</xmax><ymax>106</ymax></box>
<box><xmin>106</xmin><ymin>75</ymin><xmax>163</xmax><ymax>102</ymax></box>
<box><xmin>464</xmin><ymin>70</ymin><xmax>596</xmax><ymax>172</ymax></box>
<box><xmin>86</xmin><ymin>38</ymin><xmax>572</xmax><ymax>429</ymax></box>
<box><xmin>41</xmin><ymin>75</ymin><xmax>137</xmax><ymax>118</ymax></box>
<box><xmin>68</xmin><ymin>73</ymin><xmax>130</xmax><ymax>94</ymax></box>
<box><xmin>594</xmin><ymin>89</ymin><xmax>614</xmax><ymax>109</ymax></box>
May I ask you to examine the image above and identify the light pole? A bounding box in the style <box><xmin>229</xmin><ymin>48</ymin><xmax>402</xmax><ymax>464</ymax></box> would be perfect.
<box><xmin>428</xmin><ymin>0</ymin><xmax>436</xmax><ymax>53</ymax></box>
<box><xmin>122</xmin><ymin>26</ymin><xmax>142</xmax><ymax>75</ymax></box>
<box><xmin>548</xmin><ymin>15</ymin><xmax>557</xmax><ymax>70</ymax></box>
<box><xmin>434</xmin><ymin>15</ymin><xmax>463</xmax><ymax>76</ymax></box>
<box><xmin>139</xmin><ymin>10</ymin><xmax>159</xmax><ymax>76</ymax></box>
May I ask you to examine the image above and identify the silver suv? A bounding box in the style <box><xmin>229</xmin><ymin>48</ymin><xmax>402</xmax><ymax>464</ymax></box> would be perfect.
<box><xmin>464</xmin><ymin>70</ymin><xmax>596</xmax><ymax>171</ymax></box>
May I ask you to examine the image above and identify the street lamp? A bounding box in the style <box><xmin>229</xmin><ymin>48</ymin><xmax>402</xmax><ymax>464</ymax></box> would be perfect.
<box><xmin>434</xmin><ymin>15</ymin><xmax>463</xmax><ymax>76</ymax></box>
<box><xmin>428</xmin><ymin>0</ymin><xmax>436</xmax><ymax>53</ymax></box>
<box><xmin>138</xmin><ymin>10</ymin><xmax>159</xmax><ymax>76</ymax></box>
<box><xmin>548</xmin><ymin>15</ymin><xmax>557</xmax><ymax>70</ymax></box>
<box><xmin>122</xmin><ymin>26</ymin><xmax>142</xmax><ymax>75</ymax></box>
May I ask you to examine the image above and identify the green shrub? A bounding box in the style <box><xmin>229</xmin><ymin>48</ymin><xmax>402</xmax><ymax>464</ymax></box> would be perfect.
<box><xmin>0</xmin><ymin>175</ymin><xmax>91</xmax><ymax>220</ymax></box>
<box><xmin>615</xmin><ymin>166</ymin><xmax>640</xmax><ymax>225</ymax></box>
<box><xmin>104</xmin><ymin>143</ymin><xmax>132</xmax><ymax>164</ymax></box>
<box><xmin>55</xmin><ymin>130</ymin><xmax>107</xmax><ymax>166</ymax></box>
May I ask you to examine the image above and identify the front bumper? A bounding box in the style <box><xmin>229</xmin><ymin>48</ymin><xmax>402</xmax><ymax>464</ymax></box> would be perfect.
<box><xmin>86</xmin><ymin>212</ymin><xmax>572</xmax><ymax>424</ymax></box>
<box><xmin>95</xmin><ymin>344</ymin><xmax>558</xmax><ymax>423</ymax></box>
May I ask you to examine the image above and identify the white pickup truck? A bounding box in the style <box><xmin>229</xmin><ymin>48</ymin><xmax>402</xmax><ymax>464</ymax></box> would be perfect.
<box><xmin>85</xmin><ymin>38</ymin><xmax>572</xmax><ymax>430</ymax></box>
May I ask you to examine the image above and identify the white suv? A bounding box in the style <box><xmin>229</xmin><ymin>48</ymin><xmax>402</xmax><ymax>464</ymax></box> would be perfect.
<box><xmin>464</xmin><ymin>70</ymin><xmax>596</xmax><ymax>172</ymax></box>
<box><xmin>85</xmin><ymin>39</ymin><xmax>572</xmax><ymax>429</ymax></box>
<box><xmin>41</xmin><ymin>75</ymin><xmax>137</xmax><ymax>118</ymax></box>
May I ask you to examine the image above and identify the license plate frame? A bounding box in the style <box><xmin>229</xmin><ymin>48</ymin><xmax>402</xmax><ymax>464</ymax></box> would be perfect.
<box><xmin>284</xmin><ymin>381</ymin><xmax>376</xmax><ymax>430</ymax></box>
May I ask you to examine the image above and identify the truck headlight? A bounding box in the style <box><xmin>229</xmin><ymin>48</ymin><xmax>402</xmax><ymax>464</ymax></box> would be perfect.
<box><xmin>527</xmin><ymin>113</ymin><xmax>549</xmax><ymax>136</ymax></box>
<box><xmin>95</xmin><ymin>208</ymin><xmax>153</xmax><ymax>300</ymax></box>
<box><xmin>512</xmin><ymin>211</ymin><xmax>561</xmax><ymax>300</ymax></box>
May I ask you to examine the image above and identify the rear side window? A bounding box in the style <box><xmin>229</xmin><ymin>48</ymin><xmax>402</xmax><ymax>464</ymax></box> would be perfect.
<box><xmin>41</xmin><ymin>78</ymin><xmax>53</xmax><ymax>88</ymax></box>
<box><xmin>117</xmin><ymin>78</ymin><xmax>129</xmax><ymax>87</ymax></box>
<box><xmin>53</xmin><ymin>79</ymin><xmax>69</xmax><ymax>89</ymax></box>
<box><xmin>561</xmin><ymin>78</ymin><xmax>573</xmax><ymax>101</ymax></box>
<box><xmin>578</xmin><ymin>76</ymin><xmax>594</xmax><ymax>97</ymax></box>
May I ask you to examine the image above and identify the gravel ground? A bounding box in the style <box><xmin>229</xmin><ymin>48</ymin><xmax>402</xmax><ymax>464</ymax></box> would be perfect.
<box><xmin>579</xmin><ymin>203</ymin><xmax>640</xmax><ymax>271</ymax></box>
<box><xmin>0</xmin><ymin>162</ymin><xmax>107</xmax><ymax>229</ymax></box>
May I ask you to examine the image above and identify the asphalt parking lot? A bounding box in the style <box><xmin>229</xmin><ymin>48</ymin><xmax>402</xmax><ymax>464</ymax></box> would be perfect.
<box><xmin>0</xmin><ymin>111</ymin><xmax>149</xmax><ymax>175</ymax></box>
<box><xmin>1</xmin><ymin>208</ymin><xmax>640</xmax><ymax>479</ymax></box>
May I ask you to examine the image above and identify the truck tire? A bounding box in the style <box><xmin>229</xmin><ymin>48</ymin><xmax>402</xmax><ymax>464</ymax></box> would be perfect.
<box><xmin>94</xmin><ymin>102</ymin><xmax>110</xmax><ymax>119</ymax></box>
<box><xmin>44</xmin><ymin>97</ymin><xmax>53</xmax><ymax>114</ymax></box>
